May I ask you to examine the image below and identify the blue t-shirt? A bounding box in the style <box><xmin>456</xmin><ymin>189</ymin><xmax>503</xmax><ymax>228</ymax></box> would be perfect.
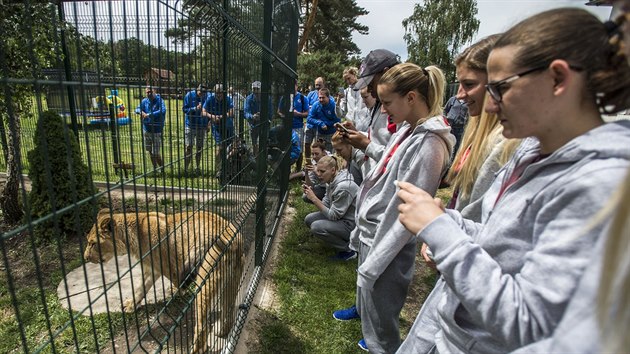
<box><xmin>306</xmin><ymin>99</ymin><xmax>340</xmax><ymax>135</ymax></box>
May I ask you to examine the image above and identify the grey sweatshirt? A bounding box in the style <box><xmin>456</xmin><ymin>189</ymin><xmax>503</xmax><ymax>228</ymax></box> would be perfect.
<box><xmin>321</xmin><ymin>169</ymin><xmax>359</xmax><ymax>222</ymax></box>
<box><xmin>509</xmin><ymin>224</ymin><xmax>609</xmax><ymax>354</ymax></box>
<box><xmin>351</xmin><ymin>116</ymin><xmax>455</xmax><ymax>290</ymax></box>
<box><xmin>454</xmin><ymin>134</ymin><xmax>509</xmax><ymax>221</ymax></box>
<box><xmin>399</xmin><ymin>120</ymin><xmax>630</xmax><ymax>354</ymax></box>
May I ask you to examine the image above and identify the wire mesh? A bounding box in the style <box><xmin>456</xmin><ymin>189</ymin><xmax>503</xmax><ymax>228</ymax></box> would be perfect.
<box><xmin>0</xmin><ymin>0</ymin><xmax>299</xmax><ymax>352</ymax></box>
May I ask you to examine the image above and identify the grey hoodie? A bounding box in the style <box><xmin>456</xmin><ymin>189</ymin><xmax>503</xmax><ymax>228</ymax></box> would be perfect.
<box><xmin>321</xmin><ymin>168</ymin><xmax>359</xmax><ymax>222</ymax></box>
<box><xmin>351</xmin><ymin>116</ymin><xmax>455</xmax><ymax>290</ymax></box>
<box><xmin>398</xmin><ymin>120</ymin><xmax>630</xmax><ymax>354</ymax></box>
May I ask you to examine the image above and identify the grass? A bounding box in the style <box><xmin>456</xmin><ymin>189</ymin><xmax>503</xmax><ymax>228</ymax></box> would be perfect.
<box><xmin>4</xmin><ymin>87</ymin><xmax>252</xmax><ymax>189</ymax></box>
<box><xmin>249</xmin><ymin>183</ymin><xmax>450</xmax><ymax>353</ymax></box>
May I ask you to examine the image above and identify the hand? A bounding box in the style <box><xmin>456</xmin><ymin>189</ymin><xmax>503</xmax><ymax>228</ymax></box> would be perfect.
<box><xmin>196</xmin><ymin>103</ymin><xmax>202</xmax><ymax>110</ymax></box>
<box><xmin>420</xmin><ymin>243</ymin><xmax>437</xmax><ymax>269</ymax></box>
<box><xmin>302</xmin><ymin>184</ymin><xmax>315</xmax><ymax>201</ymax></box>
<box><xmin>344</xmin><ymin>129</ymin><xmax>370</xmax><ymax>150</ymax></box>
<box><xmin>304</xmin><ymin>164</ymin><xmax>314</xmax><ymax>172</ymax></box>
<box><xmin>397</xmin><ymin>181</ymin><xmax>444</xmax><ymax>235</ymax></box>
<box><xmin>342</xmin><ymin>121</ymin><xmax>357</xmax><ymax>131</ymax></box>
<box><xmin>141</xmin><ymin>112</ymin><xmax>148</xmax><ymax>119</ymax></box>
<box><xmin>322</xmin><ymin>125</ymin><xmax>328</xmax><ymax>131</ymax></box>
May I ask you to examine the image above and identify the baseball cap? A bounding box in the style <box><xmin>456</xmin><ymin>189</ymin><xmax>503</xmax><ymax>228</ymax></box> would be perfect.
<box><xmin>354</xmin><ymin>49</ymin><xmax>400</xmax><ymax>91</ymax></box>
<box><xmin>252</xmin><ymin>81</ymin><xmax>262</xmax><ymax>89</ymax></box>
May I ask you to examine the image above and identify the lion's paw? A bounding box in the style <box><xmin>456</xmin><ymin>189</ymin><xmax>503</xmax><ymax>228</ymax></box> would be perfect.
<box><xmin>122</xmin><ymin>298</ymin><xmax>136</xmax><ymax>313</ymax></box>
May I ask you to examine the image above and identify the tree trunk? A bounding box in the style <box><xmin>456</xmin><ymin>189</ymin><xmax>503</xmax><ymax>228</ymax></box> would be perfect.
<box><xmin>0</xmin><ymin>110</ymin><xmax>23</xmax><ymax>223</ymax></box>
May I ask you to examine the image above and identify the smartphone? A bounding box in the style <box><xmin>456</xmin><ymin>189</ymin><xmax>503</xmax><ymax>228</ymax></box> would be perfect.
<box><xmin>335</xmin><ymin>122</ymin><xmax>350</xmax><ymax>134</ymax></box>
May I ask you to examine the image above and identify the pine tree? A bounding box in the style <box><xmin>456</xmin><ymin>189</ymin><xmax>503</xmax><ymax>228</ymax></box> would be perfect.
<box><xmin>27</xmin><ymin>111</ymin><xmax>97</xmax><ymax>243</ymax></box>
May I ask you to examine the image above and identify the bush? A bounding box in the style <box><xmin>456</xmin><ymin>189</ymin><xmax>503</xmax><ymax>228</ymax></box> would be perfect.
<box><xmin>27</xmin><ymin>111</ymin><xmax>97</xmax><ymax>243</ymax></box>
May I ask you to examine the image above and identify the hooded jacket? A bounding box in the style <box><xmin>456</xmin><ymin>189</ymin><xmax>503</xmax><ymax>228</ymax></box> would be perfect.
<box><xmin>307</xmin><ymin>100</ymin><xmax>340</xmax><ymax>135</ymax></box>
<box><xmin>321</xmin><ymin>169</ymin><xmax>359</xmax><ymax>222</ymax></box>
<box><xmin>400</xmin><ymin>120</ymin><xmax>630</xmax><ymax>354</ymax></box>
<box><xmin>351</xmin><ymin>116</ymin><xmax>455</xmax><ymax>290</ymax></box>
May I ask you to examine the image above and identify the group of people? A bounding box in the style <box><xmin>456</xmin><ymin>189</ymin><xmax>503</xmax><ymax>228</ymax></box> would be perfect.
<box><xmin>296</xmin><ymin>4</ymin><xmax>630</xmax><ymax>354</ymax></box>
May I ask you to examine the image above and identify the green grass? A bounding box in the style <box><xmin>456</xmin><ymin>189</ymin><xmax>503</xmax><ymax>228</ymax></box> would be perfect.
<box><xmin>253</xmin><ymin>183</ymin><xmax>447</xmax><ymax>353</ymax></box>
<box><xmin>5</xmin><ymin>87</ymin><xmax>252</xmax><ymax>189</ymax></box>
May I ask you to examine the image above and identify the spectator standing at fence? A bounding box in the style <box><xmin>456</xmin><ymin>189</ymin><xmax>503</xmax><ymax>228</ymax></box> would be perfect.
<box><xmin>304</xmin><ymin>77</ymin><xmax>325</xmax><ymax>162</ymax></box>
<box><xmin>341</xmin><ymin>49</ymin><xmax>400</xmax><ymax>176</ymax></box>
<box><xmin>443</xmin><ymin>95</ymin><xmax>468</xmax><ymax>155</ymax></box>
<box><xmin>509</xmin><ymin>2</ymin><xmax>630</xmax><ymax>352</ymax></box>
<box><xmin>337</xmin><ymin>63</ymin><xmax>453</xmax><ymax>353</ymax></box>
<box><xmin>395</xmin><ymin>8</ymin><xmax>630</xmax><ymax>354</ymax></box>
<box><xmin>342</xmin><ymin>66</ymin><xmax>368</xmax><ymax>130</ymax></box>
<box><xmin>278</xmin><ymin>80</ymin><xmax>309</xmax><ymax>172</ymax></box>
<box><xmin>306</xmin><ymin>88</ymin><xmax>340</xmax><ymax>153</ymax></box>
<box><xmin>228</xmin><ymin>85</ymin><xmax>245</xmax><ymax>130</ymax></box>
<box><xmin>244</xmin><ymin>81</ymin><xmax>272</xmax><ymax>156</ymax></box>
<box><xmin>203</xmin><ymin>83</ymin><xmax>235</xmax><ymax>178</ymax></box>
<box><xmin>136</xmin><ymin>85</ymin><xmax>166</xmax><ymax>171</ymax></box>
<box><xmin>304</xmin><ymin>155</ymin><xmax>359</xmax><ymax>261</ymax></box>
<box><xmin>182</xmin><ymin>84</ymin><xmax>208</xmax><ymax>175</ymax></box>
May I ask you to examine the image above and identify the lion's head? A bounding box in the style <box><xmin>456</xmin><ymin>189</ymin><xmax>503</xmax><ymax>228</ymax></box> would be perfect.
<box><xmin>84</xmin><ymin>209</ymin><xmax>127</xmax><ymax>263</ymax></box>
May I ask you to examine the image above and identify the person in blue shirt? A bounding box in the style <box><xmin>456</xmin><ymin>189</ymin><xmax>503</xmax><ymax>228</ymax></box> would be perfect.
<box><xmin>203</xmin><ymin>83</ymin><xmax>235</xmax><ymax>176</ymax></box>
<box><xmin>182</xmin><ymin>84</ymin><xmax>208</xmax><ymax>175</ymax></box>
<box><xmin>278</xmin><ymin>80</ymin><xmax>309</xmax><ymax>171</ymax></box>
<box><xmin>306</xmin><ymin>87</ymin><xmax>340</xmax><ymax>152</ymax></box>
<box><xmin>244</xmin><ymin>81</ymin><xmax>272</xmax><ymax>156</ymax></box>
<box><xmin>135</xmin><ymin>86</ymin><xmax>166</xmax><ymax>170</ymax></box>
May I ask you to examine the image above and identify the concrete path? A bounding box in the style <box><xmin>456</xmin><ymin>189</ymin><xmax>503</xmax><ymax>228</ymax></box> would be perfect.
<box><xmin>57</xmin><ymin>255</ymin><xmax>173</xmax><ymax>314</ymax></box>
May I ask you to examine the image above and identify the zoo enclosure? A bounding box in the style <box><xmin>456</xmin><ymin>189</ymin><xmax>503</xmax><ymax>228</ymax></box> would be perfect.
<box><xmin>0</xmin><ymin>0</ymin><xmax>300</xmax><ymax>353</ymax></box>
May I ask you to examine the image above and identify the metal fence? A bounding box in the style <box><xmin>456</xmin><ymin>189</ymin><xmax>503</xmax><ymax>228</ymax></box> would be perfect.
<box><xmin>0</xmin><ymin>0</ymin><xmax>300</xmax><ymax>352</ymax></box>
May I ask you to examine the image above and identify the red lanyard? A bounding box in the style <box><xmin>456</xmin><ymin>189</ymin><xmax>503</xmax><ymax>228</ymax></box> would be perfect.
<box><xmin>379</xmin><ymin>129</ymin><xmax>412</xmax><ymax>176</ymax></box>
<box><xmin>494</xmin><ymin>154</ymin><xmax>544</xmax><ymax>207</ymax></box>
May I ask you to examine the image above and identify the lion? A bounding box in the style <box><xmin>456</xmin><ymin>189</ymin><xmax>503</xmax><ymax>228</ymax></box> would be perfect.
<box><xmin>84</xmin><ymin>209</ymin><xmax>244</xmax><ymax>353</ymax></box>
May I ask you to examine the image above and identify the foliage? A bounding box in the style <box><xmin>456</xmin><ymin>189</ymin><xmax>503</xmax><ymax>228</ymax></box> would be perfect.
<box><xmin>403</xmin><ymin>0</ymin><xmax>480</xmax><ymax>82</ymax></box>
<box><xmin>26</xmin><ymin>111</ymin><xmax>97</xmax><ymax>243</ymax></box>
<box><xmin>302</xmin><ymin>0</ymin><xmax>368</xmax><ymax>57</ymax></box>
<box><xmin>297</xmin><ymin>50</ymin><xmax>360</xmax><ymax>95</ymax></box>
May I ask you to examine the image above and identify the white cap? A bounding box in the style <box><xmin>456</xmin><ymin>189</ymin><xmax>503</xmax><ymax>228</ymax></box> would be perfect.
<box><xmin>252</xmin><ymin>81</ymin><xmax>262</xmax><ymax>89</ymax></box>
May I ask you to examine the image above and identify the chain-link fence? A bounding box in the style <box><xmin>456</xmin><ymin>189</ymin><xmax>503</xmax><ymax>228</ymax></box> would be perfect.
<box><xmin>0</xmin><ymin>0</ymin><xmax>300</xmax><ymax>352</ymax></box>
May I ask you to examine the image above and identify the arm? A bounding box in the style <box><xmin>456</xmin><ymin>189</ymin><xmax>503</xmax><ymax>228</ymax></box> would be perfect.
<box><xmin>416</xmin><ymin>167</ymin><xmax>626</xmax><ymax>348</ymax></box>
<box><xmin>306</xmin><ymin>104</ymin><xmax>324</xmax><ymax>129</ymax></box>
<box><xmin>244</xmin><ymin>95</ymin><xmax>253</xmax><ymax>120</ymax></box>
<box><xmin>182</xmin><ymin>92</ymin><xmax>196</xmax><ymax>115</ymax></box>
<box><xmin>357</xmin><ymin>136</ymin><xmax>448</xmax><ymax>290</ymax></box>
<box><xmin>325</xmin><ymin>185</ymin><xmax>358</xmax><ymax>221</ymax></box>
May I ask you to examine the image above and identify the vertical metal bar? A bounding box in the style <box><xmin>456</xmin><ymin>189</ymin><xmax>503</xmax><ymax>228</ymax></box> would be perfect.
<box><xmin>57</xmin><ymin>1</ymin><xmax>79</xmax><ymax>141</ymax></box>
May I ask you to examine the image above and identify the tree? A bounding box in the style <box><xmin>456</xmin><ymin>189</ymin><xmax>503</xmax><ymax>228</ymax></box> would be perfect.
<box><xmin>403</xmin><ymin>0</ymin><xmax>480</xmax><ymax>83</ymax></box>
<box><xmin>0</xmin><ymin>1</ymin><xmax>60</xmax><ymax>223</ymax></box>
<box><xmin>27</xmin><ymin>111</ymin><xmax>97</xmax><ymax>243</ymax></box>
<box><xmin>301</xmin><ymin>0</ymin><xmax>368</xmax><ymax>58</ymax></box>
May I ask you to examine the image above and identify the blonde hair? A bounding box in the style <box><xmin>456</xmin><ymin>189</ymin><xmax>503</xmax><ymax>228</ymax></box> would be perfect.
<box><xmin>598</xmin><ymin>170</ymin><xmax>630</xmax><ymax>353</ymax></box>
<box><xmin>343</xmin><ymin>66</ymin><xmax>359</xmax><ymax>77</ymax></box>
<box><xmin>318</xmin><ymin>155</ymin><xmax>344</xmax><ymax>172</ymax></box>
<box><xmin>447</xmin><ymin>95</ymin><xmax>519</xmax><ymax>198</ymax></box>
<box><xmin>378</xmin><ymin>63</ymin><xmax>446</xmax><ymax>123</ymax></box>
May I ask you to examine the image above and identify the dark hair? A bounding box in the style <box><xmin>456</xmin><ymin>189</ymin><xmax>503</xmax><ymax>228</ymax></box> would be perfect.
<box><xmin>319</xmin><ymin>87</ymin><xmax>331</xmax><ymax>97</ymax></box>
<box><xmin>495</xmin><ymin>8</ymin><xmax>630</xmax><ymax>114</ymax></box>
<box><xmin>311</xmin><ymin>140</ymin><xmax>326</xmax><ymax>151</ymax></box>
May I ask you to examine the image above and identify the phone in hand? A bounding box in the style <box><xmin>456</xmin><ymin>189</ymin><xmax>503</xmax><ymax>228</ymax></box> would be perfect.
<box><xmin>334</xmin><ymin>122</ymin><xmax>350</xmax><ymax>134</ymax></box>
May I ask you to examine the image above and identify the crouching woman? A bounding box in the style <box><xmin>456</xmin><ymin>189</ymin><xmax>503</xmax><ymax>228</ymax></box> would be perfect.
<box><xmin>304</xmin><ymin>155</ymin><xmax>360</xmax><ymax>261</ymax></box>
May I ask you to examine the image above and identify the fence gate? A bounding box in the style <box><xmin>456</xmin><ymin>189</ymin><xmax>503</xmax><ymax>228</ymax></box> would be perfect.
<box><xmin>0</xmin><ymin>0</ymin><xmax>300</xmax><ymax>352</ymax></box>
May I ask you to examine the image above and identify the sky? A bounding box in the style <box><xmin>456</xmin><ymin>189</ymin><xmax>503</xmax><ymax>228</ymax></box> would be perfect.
<box><xmin>352</xmin><ymin>0</ymin><xmax>613</xmax><ymax>61</ymax></box>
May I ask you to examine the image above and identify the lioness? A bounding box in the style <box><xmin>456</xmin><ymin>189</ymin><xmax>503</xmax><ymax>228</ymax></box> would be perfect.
<box><xmin>84</xmin><ymin>209</ymin><xmax>244</xmax><ymax>353</ymax></box>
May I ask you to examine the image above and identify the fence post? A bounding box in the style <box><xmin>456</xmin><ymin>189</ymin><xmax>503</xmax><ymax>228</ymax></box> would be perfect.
<box><xmin>57</xmin><ymin>1</ymin><xmax>79</xmax><ymax>141</ymax></box>
<box><xmin>108</xmin><ymin>103</ymin><xmax>122</xmax><ymax>178</ymax></box>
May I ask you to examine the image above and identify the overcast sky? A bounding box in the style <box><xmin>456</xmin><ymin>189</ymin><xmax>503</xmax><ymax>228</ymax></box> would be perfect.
<box><xmin>352</xmin><ymin>0</ymin><xmax>613</xmax><ymax>61</ymax></box>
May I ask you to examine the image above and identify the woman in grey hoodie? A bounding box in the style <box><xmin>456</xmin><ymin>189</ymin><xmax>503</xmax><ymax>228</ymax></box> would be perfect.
<box><xmin>395</xmin><ymin>8</ymin><xmax>630</xmax><ymax>354</ymax></box>
<box><xmin>347</xmin><ymin>63</ymin><xmax>455</xmax><ymax>353</ymax></box>
<box><xmin>304</xmin><ymin>155</ymin><xmax>359</xmax><ymax>260</ymax></box>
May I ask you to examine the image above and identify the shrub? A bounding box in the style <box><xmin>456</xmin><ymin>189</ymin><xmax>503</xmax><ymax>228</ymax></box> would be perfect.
<box><xmin>27</xmin><ymin>111</ymin><xmax>97</xmax><ymax>243</ymax></box>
